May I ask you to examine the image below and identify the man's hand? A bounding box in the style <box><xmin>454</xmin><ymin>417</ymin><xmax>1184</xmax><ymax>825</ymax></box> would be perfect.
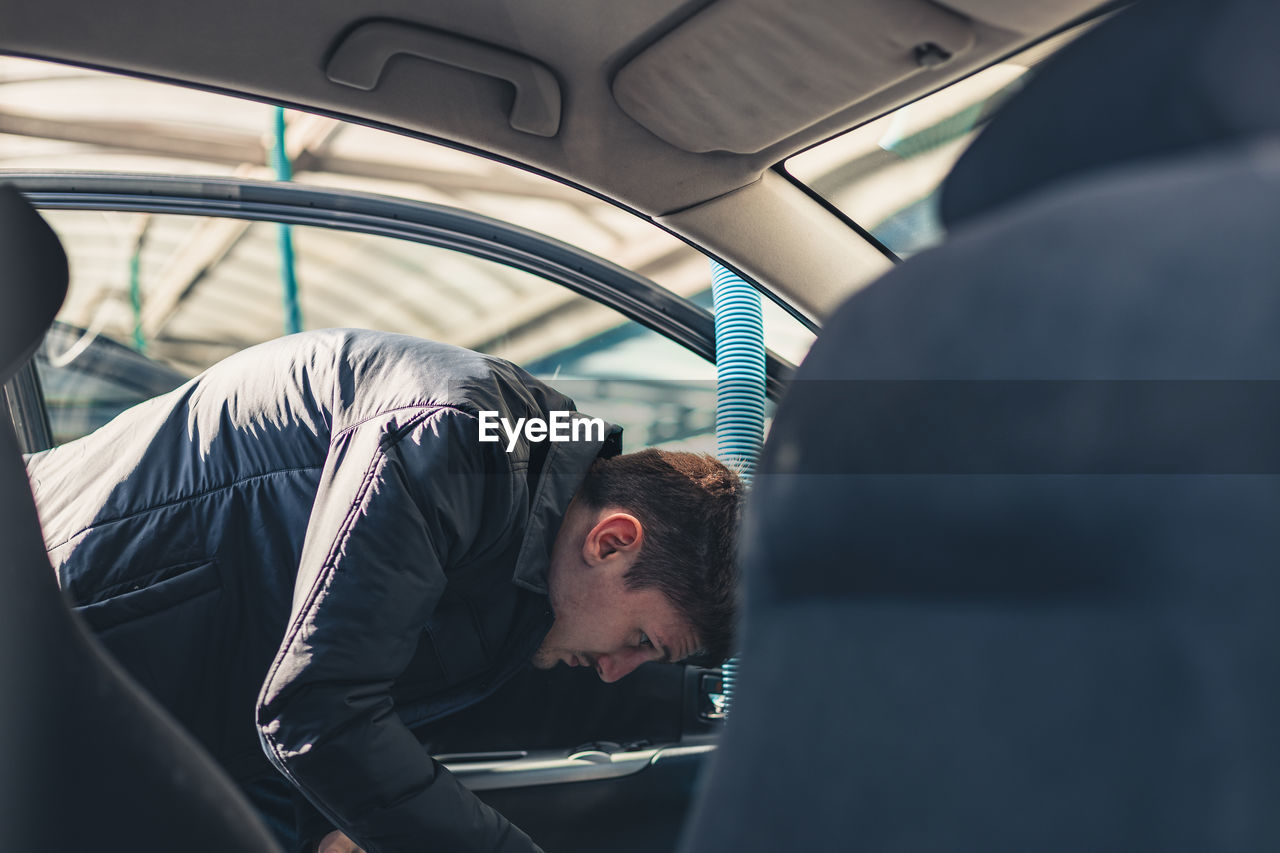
<box><xmin>317</xmin><ymin>830</ymin><xmax>365</xmax><ymax>853</ymax></box>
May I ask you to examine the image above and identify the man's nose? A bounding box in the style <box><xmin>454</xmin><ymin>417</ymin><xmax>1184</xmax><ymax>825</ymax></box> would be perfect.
<box><xmin>596</xmin><ymin>649</ymin><xmax>647</xmax><ymax>683</ymax></box>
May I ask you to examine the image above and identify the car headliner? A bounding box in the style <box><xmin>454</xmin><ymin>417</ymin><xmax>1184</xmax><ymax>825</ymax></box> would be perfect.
<box><xmin>0</xmin><ymin>0</ymin><xmax>1111</xmax><ymax>320</ymax></box>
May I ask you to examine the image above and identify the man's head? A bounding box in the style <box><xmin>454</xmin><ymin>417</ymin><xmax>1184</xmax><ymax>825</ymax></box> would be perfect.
<box><xmin>532</xmin><ymin>448</ymin><xmax>742</xmax><ymax>682</ymax></box>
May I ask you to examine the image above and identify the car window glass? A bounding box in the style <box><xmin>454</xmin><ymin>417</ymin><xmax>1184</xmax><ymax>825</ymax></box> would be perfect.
<box><xmin>783</xmin><ymin>27</ymin><xmax>1090</xmax><ymax>258</ymax></box>
<box><xmin>785</xmin><ymin>63</ymin><xmax>1028</xmax><ymax>258</ymax></box>
<box><xmin>34</xmin><ymin>209</ymin><xmax>742</xmax><ymax>451</ymax></box>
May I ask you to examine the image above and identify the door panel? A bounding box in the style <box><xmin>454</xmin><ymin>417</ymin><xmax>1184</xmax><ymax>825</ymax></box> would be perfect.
<box><xmin>425</xmin><ymin>662</ymin><xmax>723</xmax><ymax>853</ymax></box>
<box><xmin>421</xmin><ymin>663</ymin><xmax>720</xmax><ymax>756</ymax></box>
<box><xmin>478</xmin><ymin>748</ymin><xmax>711</xmax><ymax>853</ymax></box>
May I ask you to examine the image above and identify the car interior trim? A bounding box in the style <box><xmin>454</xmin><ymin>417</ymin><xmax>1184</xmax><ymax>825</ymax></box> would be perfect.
<box><xmin>660</xmin><ymin>170</ymin><xmax>895</xmax><ymax>320</ymax></box>
<box><xmin>443</xmin><ymin>743</ymin><xmax>717</xmax><ymax>792</ymax></box>
<box><xmin>326</xmin><ymin>20</ymin><xmax>563</xmax><ymax>138</ymax></box>
<box><xmin>2</xmin><ymin>362</ymin><xmax>54</xmax><ymax>453</ymax></box>
<box><xmin>613</xmin><ymin>0</ymin><xmax>977</xmax><ymax>155</ymax></box>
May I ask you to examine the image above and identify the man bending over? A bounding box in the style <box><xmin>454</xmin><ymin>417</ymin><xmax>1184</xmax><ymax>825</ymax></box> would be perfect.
<box><xmin>25</xmin><ymin>329</ymin><xmax>741</xmax><ymax>853</ymax></box>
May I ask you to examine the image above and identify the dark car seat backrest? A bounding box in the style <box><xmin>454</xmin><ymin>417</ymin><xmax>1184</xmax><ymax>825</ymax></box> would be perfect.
<box><xmin>681</xmin><ymin>0</ymin><xmax>1280</xmax><ymax>850</ymax></box>
<box><xmin>0</xmin><ymin>185</ymin><xmax>281</xmax><ymax>852</ymax></box>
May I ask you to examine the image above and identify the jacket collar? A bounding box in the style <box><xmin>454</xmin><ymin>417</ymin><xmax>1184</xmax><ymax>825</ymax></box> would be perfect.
<box><xmin>511</xmin><ymin>413</ymin><xmax>622</xmax><ymax>595</ymax></box>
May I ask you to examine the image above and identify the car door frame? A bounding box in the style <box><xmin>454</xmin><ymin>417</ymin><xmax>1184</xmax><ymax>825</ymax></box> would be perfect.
<box><xmin>3</xmin><ymin>171</ymin><xmax>791</xmax><ymax>422</ymax></box>
<box><xmin>3</xmin><ymin>171</ymin><xmax>773</xmax><ymax>850</ymax></box>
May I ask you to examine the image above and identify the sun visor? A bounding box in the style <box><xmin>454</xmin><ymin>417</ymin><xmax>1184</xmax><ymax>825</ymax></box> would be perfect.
<box><xmin>612</xmin><ymin>0</ymin><xmax>977</xmax><ymax>155</ymax></box>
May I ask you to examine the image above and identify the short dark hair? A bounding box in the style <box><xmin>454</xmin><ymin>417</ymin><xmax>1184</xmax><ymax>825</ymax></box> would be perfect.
<box><xmin>575</xmin><ymin>448</ymin><xmax>743</xmax><ymax>664</ymax></box>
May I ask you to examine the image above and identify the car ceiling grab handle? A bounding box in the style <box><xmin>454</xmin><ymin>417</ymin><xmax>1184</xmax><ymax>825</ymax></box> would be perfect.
<box><xmin>326</xmin><ymin>20</ymin><xmax>562</xmax><ymax>138</ymax></box>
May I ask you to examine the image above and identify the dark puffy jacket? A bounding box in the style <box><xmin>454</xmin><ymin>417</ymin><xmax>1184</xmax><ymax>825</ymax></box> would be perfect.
<box><xmin>25</xmin><ymin>329</ymin><xmax>620</xmax><ymax>853</ymax></box>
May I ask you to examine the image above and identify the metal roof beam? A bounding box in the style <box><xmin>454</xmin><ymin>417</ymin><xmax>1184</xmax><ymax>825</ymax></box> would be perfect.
<box><xmin>140</xmin><ymin>215</ymin><xmax>254</xmax><ymax>338</ymax></box>
<box><xmin>0</xmin><ymin>109</ymin><xmax>589</xmax><ymax>200</ymax></box>
<box><xmin>0</xmin><ymin>110</ymin><xmax>264</xmax><ymax>164</ymax></box>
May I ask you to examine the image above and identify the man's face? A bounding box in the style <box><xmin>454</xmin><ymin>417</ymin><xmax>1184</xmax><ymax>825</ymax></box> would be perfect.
<box><xmin>533</xmin><ymin>506</ymin><xmax>700</xmax><ymax>683</ymax></box>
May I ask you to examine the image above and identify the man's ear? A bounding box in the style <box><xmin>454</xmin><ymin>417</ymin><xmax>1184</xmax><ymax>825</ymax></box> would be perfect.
<box><xmin>583</xmin><ymin>512</ymin><xmax>643</xmax><ymax>566</ymax></box>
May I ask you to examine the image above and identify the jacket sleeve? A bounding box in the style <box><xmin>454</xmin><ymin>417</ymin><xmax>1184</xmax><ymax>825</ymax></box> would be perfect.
<box><xmin>256</xmin><ymin>406</ymin><xmax>543</xmax><ymax>853</ymax></box>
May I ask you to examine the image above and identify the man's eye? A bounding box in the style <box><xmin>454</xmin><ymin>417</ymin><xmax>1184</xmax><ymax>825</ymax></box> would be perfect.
<box><xmin>639</xmin><ymin>632</ymin><xmax>652</xmax><ymax>648</ymax></box>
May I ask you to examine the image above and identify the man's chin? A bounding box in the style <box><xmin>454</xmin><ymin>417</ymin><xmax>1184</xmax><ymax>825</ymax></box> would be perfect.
<box><xmin>529</xmin><ymin>647</ymin><xmax>557</xmax><ymax>670</ymax></box>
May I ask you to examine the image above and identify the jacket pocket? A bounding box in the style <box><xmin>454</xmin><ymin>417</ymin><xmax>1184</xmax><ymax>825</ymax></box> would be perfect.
<box><xmin>73</xmin><ymin>558</ymin><xmax>227</xmax><ymax>742</ymax></box>
<box><xmin>76</xmin><ymin>558</ymin><xmax>220</xmax><ymax>632</ymax></box>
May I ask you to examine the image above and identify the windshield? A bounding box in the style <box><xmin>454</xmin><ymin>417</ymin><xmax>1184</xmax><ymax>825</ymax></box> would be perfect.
<box><xmin>783</xmin><ymin>26</ymin><xmax>1092</xmax><ymax>259</ymax></box>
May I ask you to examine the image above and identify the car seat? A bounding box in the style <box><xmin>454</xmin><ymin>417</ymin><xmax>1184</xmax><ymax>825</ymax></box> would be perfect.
<box><xmin>0</xmin><ymin>184</ymin><xmax>281</xmax><ymax>852</ymax></box>
<box><xmin>680</xmin><ymin>0</ymin><xmax>1280</xmax><ymax>850</ymax></box>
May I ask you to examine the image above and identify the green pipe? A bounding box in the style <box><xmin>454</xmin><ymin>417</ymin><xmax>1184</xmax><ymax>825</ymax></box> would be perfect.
<box><xmin>129</xmin><ymin>226</ymin><xmax>146</xmax><ymax>353</ymax></box>
<box><xmin>271</xmin><ymin>106</ymin><xmax>303</xmax><ymax>335</ymax></box>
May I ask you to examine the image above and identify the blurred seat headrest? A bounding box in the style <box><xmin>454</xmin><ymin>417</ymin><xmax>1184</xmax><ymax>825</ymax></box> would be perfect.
<box><xmin>0</xmin><ymin>184</ymin><xmax>67</xmax><ymax>383</ymax></box>
<box><xmin>941</xmin><ymin>0</ymin><xmax>1280</xmax><ymax>227</ymax></box>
